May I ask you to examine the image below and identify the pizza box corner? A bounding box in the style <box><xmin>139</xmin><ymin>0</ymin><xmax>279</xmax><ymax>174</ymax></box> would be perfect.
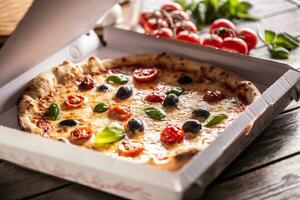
<box><xmin>0</xmin><ymin>1</ymin><xmax>300</xmax><ymax>200</ymax></box>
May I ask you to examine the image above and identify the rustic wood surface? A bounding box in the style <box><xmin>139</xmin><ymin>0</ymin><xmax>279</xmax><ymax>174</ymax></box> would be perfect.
<box><xmin>0</xmin><ymin>0</ymin><xmax>300</xmax><ymax>200</ymax></box>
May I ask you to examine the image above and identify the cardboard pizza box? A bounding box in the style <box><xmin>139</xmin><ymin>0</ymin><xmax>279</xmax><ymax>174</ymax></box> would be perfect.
<box><xmin>0</xmin><ymin>1</ymin><xmax>300</xmax><ymax>200</ymax></box>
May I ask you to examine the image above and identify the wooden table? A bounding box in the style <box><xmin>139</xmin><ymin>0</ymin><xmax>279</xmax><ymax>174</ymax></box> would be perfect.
<box><xmin>1</xmin><ymin>0</ymin><xmax>300</xmax><ymax>199</ymax></box>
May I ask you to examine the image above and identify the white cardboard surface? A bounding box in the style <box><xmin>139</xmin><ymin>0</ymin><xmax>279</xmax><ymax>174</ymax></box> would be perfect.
<box><xmin>0</xmin><ymin>27</ymin><xmax>299</xmax><ymax>200</ymax></box>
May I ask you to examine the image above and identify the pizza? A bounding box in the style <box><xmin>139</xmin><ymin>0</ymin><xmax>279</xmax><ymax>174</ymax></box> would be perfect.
<box><xmin>18</xmin><ymin>53</ymin><xmax>260</xmax><ymax>170</ymax></box>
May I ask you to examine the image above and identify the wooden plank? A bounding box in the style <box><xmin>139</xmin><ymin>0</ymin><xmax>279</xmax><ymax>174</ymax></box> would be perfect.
<box><xmin>0</xmin><ymin>162</ymin><xmax>69</xmax><ymax>200</ymax></box>
<box><xmin>217</xmin><ymin>108</ymin><xmax>300</xmax><ymax>181</ymax></box>
<box><xmin>202</xmin><ymin>154</ymin><xmax>300</xmax><ymax>200</ymax></box>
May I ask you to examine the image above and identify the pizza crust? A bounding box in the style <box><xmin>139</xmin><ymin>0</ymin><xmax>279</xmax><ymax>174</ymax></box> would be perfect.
<box><xmin>18</xmin><ymin>53</ymin><xmax>261</xmax><ymax>171</ymax></box>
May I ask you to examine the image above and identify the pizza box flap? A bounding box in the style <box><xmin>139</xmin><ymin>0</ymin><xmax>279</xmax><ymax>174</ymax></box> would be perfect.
<box><xmin>0</xmin><ymin>0</ymin><xmax>118</xmax><ymax>87</ymax></box>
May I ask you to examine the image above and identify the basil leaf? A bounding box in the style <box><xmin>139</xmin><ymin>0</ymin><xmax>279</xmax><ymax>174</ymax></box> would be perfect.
<box><xmin>275</xmin><ymin>33</ymin><xmax>299</xmax><ymax>51</ymax></box>
<box><xmin>192</xmin><ymin>1</ymin><xmax>206</xmax><ymax>27</ymax></box>
<box><xmin>106</xmin><ymin>74</ymin><xmax>129</xmax><ymax>84</ymax></box>
<box><xmin>269</xmin><ymin>47</ymin><xmax>290</xmax><ymax>59</ymax></box>
<box><xmin>174</xmin><ymin>0</ymin><xmax>190</xmax><ymax>11</ymax></box>
<box><xmin>283</xmin><ymin>32</ymin><xmax>300</xmax><ymax>43</ymax></box>
<box><xmin>166</xmin><ymin>87</ymin><xmax>184</xmax><ymax>96</ymax></box>
<box><xmin>95</xmin><ymin>123</ymin><xmax>125</xmax><ymax>145</ymax></box>
<box><xmin>236</xmin><ymin>1</ymin><xmax>252</xmax><ymax>13</ymax></box>
<box><xmin>265</xmin><ymin>30</ymin><xmax>276</xmax><ymax>45</ymax></box>
<box><xmin>47</xmin><ymin>103</ymin><xmax>60</xmax><ymax>120</ymax></box>
<box><xmin>144</xmin><ymin>107</ymin><xmax>167</xmax><ymax>121</ymax></box>
<box><xmin>93</xmin><ymin>102</ymin><xmax>109</xmax><ymax>113</ymax></box>
<box><xmin>204</xmin><ymin>113</ymin><xmax>228</xmax><ymax>127</ymax></box>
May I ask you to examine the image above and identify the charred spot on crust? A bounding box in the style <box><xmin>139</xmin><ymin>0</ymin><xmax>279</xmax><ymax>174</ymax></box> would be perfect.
<box><xmin>209</xmin><ymin>66</ymin><xmax>215</xmax><ymax>73</ymax></box>
<box><xmin>174</xmin><ymin>149</ymin><xmax>199</xmax><ymax>163</ymax></box>
<box><xmin>156</xmin><ymin>52</ymin><xmax>167</xmax><ymax>60</ymax></box>
<box><xmin>121</xmin><ymin>57</ymin><xmax>127</xmax><ymax>62</ymax></box>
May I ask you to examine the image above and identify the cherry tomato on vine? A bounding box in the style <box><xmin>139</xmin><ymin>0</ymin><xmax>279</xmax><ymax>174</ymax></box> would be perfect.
<box><xmin>175</xmin><ymin>20</ymin><xmax>198</xmax><ymax>34</ymax></box>
<box><xmin>160</xmin><ymin>125</ymin><xmax>185</xmax><ymax>144</ymax></box>
<box><xmin>169</xmin><ymin>10</ymin><xmax>189</xmax><ymax>22</ymax></box>
<box><xmin>118</xmin><ymin>140</ymin><xmax>144</xmax><ymax>157</ymax></box>
<box><xmin>176</xmin><ymin>31</ymin><xmax>202</xmax><ymax>44</ymax></box>
<box><xmin>133</xmin><ymin>67</ymin><xmax>158</xmax><ymax>83</ymax></box>
<box><xmin>152</xmin><ymin>27</ymin><xmax>174</xmax><ymax>39</ymax></box>
<box><xmin>161</xmin><ymin>2</ymin><xmax>182</xmax><ymax>12</ymax></box>
<box><xmin>221</xmin><ymin>37</ymin><xmax>248</xmax><ymax>54</ymax></box>
<box><xmin>202</xmin><ymin>34</ymin><xmax>223</xmax><ymax>48</ymax></box>
<box><xmin>143</xmin><ymin>18</ymin><xmax>168</xmax><ymax>34</ymax></box>
<box><xmin>238</xmin><ymin>28</ymin><xmax>257</xmax><ymax>51</ymax></box>
<box><xmin>209</xmin><ymin>18</ymin><xmax>236</xmax><ymax>39</ymax></box>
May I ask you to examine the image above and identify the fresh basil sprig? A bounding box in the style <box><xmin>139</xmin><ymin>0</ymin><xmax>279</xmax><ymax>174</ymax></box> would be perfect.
<box><xmin>264</xmin><ymin>30</ymin><xmax>299</xmax><ymax>59</ymax></box>
<box><xmin>175</xmin><ymin>0</ymin><xmax>256</xmax><ymax>27</ymax></box>
<box><xmin>144</xmin><ymin>107</ymin><xmax>167</xmax><ymax>120</ymax></box>
<box><xmin>106</xmin><ymin>74</ymin><xmax>129</xmax><ymax>84</ymax></box>
<box><xmin>204</xmin><ymin>113</ymin><xmax>228</xmax><ymax>127</ymax></box>
<box><xmin>94</xmin><ymin>123</ymin><xmax>125</xmax><ymax>146</ymax></box>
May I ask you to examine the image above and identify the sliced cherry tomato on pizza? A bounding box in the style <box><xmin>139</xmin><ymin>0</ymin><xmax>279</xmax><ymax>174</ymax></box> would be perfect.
<box><xmin>221</xmin><ymin>37</ymin><xmax>248</xmax><ymax>54</ymax></box>
<box><xmin>202</xmin><ymin>34</ymin><xmax>223</xmax><ymax>48</ymax></box>
<box><xmin>64</xmin><ymin>95</ymin><xmax>85</xmax><ymax>109</ymax></box>
<box><xmin>145</xmin><ymin>93</ymin><xmax>164</xmax><ymax>103</ymax></box>
<box><xmin>143</xmin><ymin>18</ymin><xmax>168</xmax><ymax>34</ymax></box>
<box><xmin>69</xmin><ymin>127</ymin><xmax>92</xmax><ymax>144</ymax></box>
<box><xmin>108</xmin><ymin>105</ymin><xmax>132</xmax><ymax>121</ymax></box>
<box><xmin>160</xmin><ymin>125</ymin><xmax>184</xmax><ymax>144</ymax></box>
<box><xmin>203</xmin><ymin>90</ymin><xmax>225</xmax><ymax>103</ymax></box>
<box><xmin>209</xmin><ymin>19</ymin><xmax>236</xmax><ymax>39</ymax></box>
<box><xmin>133</xmin><ymin>67</ymin><xmax>158</xmax><ymax>83</ymax></box>
<box><xmin>161</xmin><ymin>2</ymin><xmax>182</xmax><ymax>12</ymax></box>
<box><xmin>238</xmin><ymin>28</ymin><xmax>257</xmax><ymax>51</ymax></box>
<box><xmin>78</xmin><ymin>77</ymin><xmax>95</xmax><ymax>90</ymax></box>
<box><xmin>151</xmin><ymin>27</ymin><xmax>174</xmax><ymax>39</ymax></box>
<box><xmin>118</xmin><ymin>139</ymin><xmax>144</xmax><ymax>157</ymax></box>
<box><xmin>176</xmin><ymin>31</ymin><xmax>202</xmax><ymax>45</ymax></box>
<box><xmin>175</xmin><ymin>20</ymin><xmax>197</xmax><ymax>34</ymax></box>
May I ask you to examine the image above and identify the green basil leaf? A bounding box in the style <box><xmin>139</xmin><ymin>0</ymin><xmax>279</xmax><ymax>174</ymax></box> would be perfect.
<box><xmin>275</xmin><ymin>33</ymin><xmax>299</xmax><ymax>51</ymax></box>
<box><xmin>175</xmin><ymin>0</ymin><xmax>190</xmax><ymax>11</ymax></box>
<box><xmin>106</xmin><ymin>74</ymin><xmax>129</xmax><ymax>84</ymax></box>
<box><xmin>235</xmin><ymin>12</ymin><xmax>257</xmax><ymax>21</ymax></box>
<box><xmin>265</xmin><ymin>30</ymin><xmax>276</xmax><ymax>45</ymax></box>
<box><xmin>235</xmin><ymin>1</ymin><xmax>252</xmax><ymax>13</ymax></box>
<box><xmin>166</xmin><ymin>87</ymin><xmax>184</xmax><ymax>96</ymax></box>
<box><xmin>283</xmin><ymin>32</ymin><xmax>300</xmax><ymax>43</ymax></box>
<box><xmin>269</xmin><ymin>47</ymin><xmax>290</xmax><ymax>59</ymax></box>
<box><xmin>95</xmin><ymin>123</ymin><xmax>125</xmax><ymax>145</ymax></box>
<box><xmin>47</xmin><ymin>103</ymin><xmax>60</xmax><ymax>120</ymax></box>
<box><xmin>204</xmin><ymin>113</ymin><xmax>228</xmax><ymax>127</ymax></box>
<box><xmin>144</xmin><ymin>107</ymin><xmax>167</xmax><ymax>121</ymax></box>
<box><xmin>192</xmin><ymin>1</ymin><xmax>207</xmax><ymax>27</ymax></box>
<box><xmin>204</xmin><ymin>0</ymin><xmax>219</xmax><ymax>23</ymax></box>
<box><xmin>93</xmin><ymin>102</ymin><xmax>109</xmax><ymax>113</ymax></box>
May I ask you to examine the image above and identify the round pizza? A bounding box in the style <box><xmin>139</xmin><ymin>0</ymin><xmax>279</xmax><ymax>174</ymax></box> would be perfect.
<box><xmin>18</xmin><ymin>53</ymin><xmax>260</xmax><ymax>170</ymax></box>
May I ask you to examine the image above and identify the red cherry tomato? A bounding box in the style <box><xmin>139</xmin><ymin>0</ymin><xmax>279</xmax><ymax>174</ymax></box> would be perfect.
<box><xmin>133</xmin><ymin>67</ymin><xmax>158</xmax><ymax>83</ymax></box>
<box><xmin>221</xmin><ymin>37</ymin><xmax>248</xmax><ymax>54</ymax></box>
<box><xmin>161</xmin><ymin>2</ymin><xmax>182</xmax><ymax>12</ymax></box>
<box><xmin>176</xmin><ymin>30</ymin><xmax>202</xmax><ymax>44</ymax></box>
<box><xmin>170</xmin><ymin>10</ymin><xmax>189</xmax><ymax>22</ymax></box>
<box><xmin>145</xmin><ymin>93</ymin><xmax>164</xmax><ymax>103</ymax></box>
<box><xmin>143</xmin><ymin>18</ymin><xmax>169</xmax><ymax>34</ymax></box>
<box><xmin>203</xmin><ymin>90</ymin><xmax>225</xmax><ymax>103</ymax></box>
<box><xmin>160</xmin><ymin>125</ymin><xmax>185</xmax><ymax>144</ymax></box>
<box><xmin>210</xmin><ymin>18</ymin><xmax>236</xmax><ymax>39</ymax></box>
<box><xmin>175</xmin><ymin>20</ymin><xmax>198</xmax><ymax>34</ymax></box>
<box><xmin>37</xmin><ymin>118</ymin><xmax>51</xmax><ymax>134</ymax></box>
<box><xmin>202</xmin><ymin>34</ymin><xmax>223</xmax><ymax>48</ymax></box>
<box><xmin>152</xmin><ymin>27</ymin><xmax>174</xmax><ymax>39</ymax></box>
<box><xmin>239</xmin><ymin>28</ymin><xmax>257</xmax><ymax>51</ymax></box>
<box><xmin>70</xmin><ymin>127</ymin><xmax>92</xmax><ymax>144</ymax></box>
<box><xmin>108</xmin><ymin>105</ymin><xmax>132</xmax><ymax>121</ymax></box>
<box><xmin>78</xmin><ymin>77</ymin><xmax>95</xmax><ymax>90</ymax></box>
<box><xmin>64</xmin><ymin>95</ymin><xmax>85</xmax><ymax>109</ymax></box>
<box><xmin>118</xmin><ymin>140</ymin><xmax>144</xmax><ymax>157</ymax></box>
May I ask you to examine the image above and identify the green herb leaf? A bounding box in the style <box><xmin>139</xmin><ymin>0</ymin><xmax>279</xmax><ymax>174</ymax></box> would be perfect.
<box><xmin>235</xmin><ymin>1</ymin><xmax>252</xmax><ymax>13</ymax></box>
<box><xmin>269</xmin><ymin>47</ymin><xmax>290</xmax><ymax>59</ymax></box>
<box><xmin>275</xmin><ymin>33</ymin><xmax>299</xmax><ymax>51</ymax></box>
<box><xmin>47</xmin><ymin>103</ymin><xmax>60</xmax><ymax>120</ymax></box>
<box><xmin>174</xmin><ymin>0</ymin><xmax>190</xmax><ymax>11</ymax></box>
<box><xmin>106</xmin><ymin>74</ymin><xmax>129</xmax><ymax>84</ymax></box>
<box><xmin>204</xmin><ymin>113</ymin><xmax>228</xmax><ymax>127</ymax></box>
<box><xmin>144</xmin><ymin>107</ymin><xmax>167</xmax><ymax>120</ymax></box>
<box><xmin>93</xmin><ymin>102</ymin><xmax>109</xmax><ymax>113</ymax></box>
<box><xmin>166</xmin><ymin>87</ymin><xmax>184</xmax><ymax>96</ymax></box>
<box><xmin>94</xmin><ymin>123</ymin><xmax>125</xmax><ymax>146</ymax></box>
<box><xmin>264</xmin><ymin>30</ymin><xmax>276</xmax><ymax>45</ymax></box>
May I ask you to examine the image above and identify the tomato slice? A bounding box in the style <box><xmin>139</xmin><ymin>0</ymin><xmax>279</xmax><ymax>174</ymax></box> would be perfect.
<box><xmin>160</xmin><ymin>125</ymin><xmax>184</xmax><ymax>144</ymax></box>
<box><xmin>108</xmin><ymin>105</ymin><xmax>132</xmax><ymax>121</ymax></box>
<box><xmin>64</xmin><ymin>95</ymin><xmax>85</xmax><ymax>109</ymax></box>
<box><xmin>145</xmin><ymin>93</ymin><xmax>164</xmax><ymax>103</ymax></box>
<box><xmin>70</xmin><ymin>127</ymin><xmax>92</xmax><ymax>144</ymax></box>
<box><xmin>37</xmin><ymin>118</ymin><xmax>51</xmax><ymax>134</ymax></box>
<box><xmin>203</xmin><ymin>90</ymin><xmax>225</xmax><ymax>103</ymax></box>
<box><xmin>118</xmin><ymin>140</ymin><xmax>144</xmax><ymax>157</ymax></box>
<box><xmin>133</xmin><ymin>67</ymin><xmax>158</xmax><ymax>83</ymax></box>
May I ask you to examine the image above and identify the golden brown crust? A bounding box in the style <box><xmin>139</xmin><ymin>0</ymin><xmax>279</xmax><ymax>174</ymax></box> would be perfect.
<box><xmin>18</xmin><ymin>53</ymin><xmax>261</xmax><ymax>171</ymax></box>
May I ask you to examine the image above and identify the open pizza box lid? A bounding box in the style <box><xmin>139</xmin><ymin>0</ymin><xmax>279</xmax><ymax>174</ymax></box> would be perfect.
<box><xmin>0</xmin><ymin>1</ymin><xmax>300</xmax><ymax>200</ymax></box>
